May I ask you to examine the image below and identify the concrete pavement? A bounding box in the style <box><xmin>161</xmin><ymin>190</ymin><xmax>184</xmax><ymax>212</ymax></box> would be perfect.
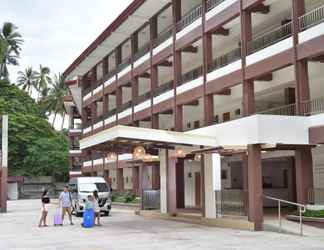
<box><xmin>0</xmin><ymin>199</ymin><xmax>323</xmax><ymax>250</ymax></box>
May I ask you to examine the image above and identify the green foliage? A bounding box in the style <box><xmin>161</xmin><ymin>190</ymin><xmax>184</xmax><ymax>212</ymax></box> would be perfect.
<box><xmin>303</xmin><ymin>209</ymin><xmax>324</xmax><ymax>218</ymax></box>
<box><xmin>0</xmin><ymin>79</ymin><xmax>69</xmax><ymax>178</ymax></box>
<box><xmin>111</xmin><ymin>192</ymin><xmax>139</xmax><ymax>204</ymax></box>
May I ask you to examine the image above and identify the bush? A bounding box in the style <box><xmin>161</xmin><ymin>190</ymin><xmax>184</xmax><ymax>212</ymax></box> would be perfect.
<box><xmin>303</xmin><ymin>209</ymin><xmax>324</xmax><ymax>218</ymax></box>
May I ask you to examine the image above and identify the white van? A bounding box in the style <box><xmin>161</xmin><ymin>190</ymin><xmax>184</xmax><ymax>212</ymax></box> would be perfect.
<box><xmin>69</xmin><ymin>177</ymin><xmax>112</xmax><ymax>217</ymax></box>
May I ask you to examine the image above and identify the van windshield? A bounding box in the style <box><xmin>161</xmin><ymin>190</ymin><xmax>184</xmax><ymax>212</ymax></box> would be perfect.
<box><xmin>79</xmin><ymin>183</ymin><xmax>109</xmax><ymax>193</ymax></box>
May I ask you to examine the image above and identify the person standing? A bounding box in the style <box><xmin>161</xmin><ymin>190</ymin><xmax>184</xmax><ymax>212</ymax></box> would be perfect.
<box><xmin>59</xmin><ymin>185</ymin><xmax>74</xmax><ymax>225</ymax></box>
<box><xmin>38</xmin><ymin>189</ymin><xmax>50</xmax><ymax>227</ymax></box>
<box><xmin>93</xmin><ymin>190</ymin><xmax>102</xmax><ymax>226</ymax></box>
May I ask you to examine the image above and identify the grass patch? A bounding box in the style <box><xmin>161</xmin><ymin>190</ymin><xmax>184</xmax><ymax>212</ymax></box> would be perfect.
<box><xmin>303</xmin><ymin>209</ymin><xmax>324</xmax><ymax>218</ymax></box>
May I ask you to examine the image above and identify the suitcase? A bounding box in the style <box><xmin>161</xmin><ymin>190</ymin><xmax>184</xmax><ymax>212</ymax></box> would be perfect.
<box><xmin>54</xmin><ymin>209</ymin><xmax>63</xmax><ymax>226</ymax></box>
<box><xmin>82</xmin><ymin>209</ymin><xmax>94</xmax><ymax>228</ymax></box>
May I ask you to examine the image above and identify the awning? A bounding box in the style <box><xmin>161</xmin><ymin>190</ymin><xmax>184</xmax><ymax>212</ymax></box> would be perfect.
<box><xmin>79</xmin><ymin>125</ymin><xmax>219</xmax><ymax>150</ymax></box>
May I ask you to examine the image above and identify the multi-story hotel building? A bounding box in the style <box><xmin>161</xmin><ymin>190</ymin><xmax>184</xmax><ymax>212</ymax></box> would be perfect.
<box><xmin>63</xmin><ymin>0</ymin><xmax>324</xmax><ymax>231</ymax></box>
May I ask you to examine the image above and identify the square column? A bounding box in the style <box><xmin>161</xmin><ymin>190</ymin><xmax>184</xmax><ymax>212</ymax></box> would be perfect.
<box><xmin>167</xmin><ymin>151</ymin><xmax>177</xmax><ymax>215</ymax></box>
<box><xmin>151</xmin><ymin>164</ymin><xmax>160</xmax><ymax>190</ymax></box>
<box><xmin>295</xmin><ymin>148</ymin><xmax>313</xmax><ymax>204</ymax></box>
<box><xmin>176</xmin><ymin>159</ymin><xmax>185</xmax><ymax>209</ymax></box>
<box><xmin>159</xmin><ymin>150</ymin><xmax>168</xmax><ymax>213</ymax></box>
<box><xmin>247</xmin><ymin>144</ymin><xmax>263</xmax><ymax>231</ymax></box>
<box><xmin>132</xmin><ymin>166</ymin><xmax>140</xmax><ymax>195</ymax></box>
<box><xmin>116</xmin><ymin>168</ymin><xmax>124</xmax><ymax>192</ymax></box>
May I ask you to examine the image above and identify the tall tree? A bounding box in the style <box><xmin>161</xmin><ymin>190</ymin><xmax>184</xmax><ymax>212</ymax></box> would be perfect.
<box><xmin>0</xmin><ymin>22</ymin><xmax>23</xmax><ymax>79</ymax></box>
<box><xmin>48</xmin><ymin>73</ymin><xmax>68</xmax><ymax>128</ymax></box>
<box><xmin>17</xmin><ymin>66</ymin><xmax>39</xmax><ymax>95</ymax></box>
<box><xmin>36</xmin><ymin>65</ymin><xmax>51</xmax><ymax>101</ymax></box>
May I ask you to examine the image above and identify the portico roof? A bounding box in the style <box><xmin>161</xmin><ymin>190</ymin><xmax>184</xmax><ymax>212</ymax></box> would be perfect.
<box><xmin>79</xmin><ymin>125</ymin><xmax>219</xmax><ymax>150</ymax></box>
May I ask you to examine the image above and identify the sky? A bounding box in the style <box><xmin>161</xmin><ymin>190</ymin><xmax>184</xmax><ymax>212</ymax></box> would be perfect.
<box><xmin>1</xmin><ymin>0</ymin><xmax>133</xmax><ymax>129</ymax></box>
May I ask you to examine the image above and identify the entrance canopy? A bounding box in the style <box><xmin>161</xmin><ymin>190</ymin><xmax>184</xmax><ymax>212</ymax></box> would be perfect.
<box><xmin>80</xmin><ymin>125</ymin><xmax>219</xmax><ymax>150</ymax></box>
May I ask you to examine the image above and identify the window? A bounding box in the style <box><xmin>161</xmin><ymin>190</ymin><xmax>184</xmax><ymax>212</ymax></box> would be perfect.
<box><xmin>221</xmin><ymin>170</ymin><xmax>227</xmax><ymax>180</ymax></box>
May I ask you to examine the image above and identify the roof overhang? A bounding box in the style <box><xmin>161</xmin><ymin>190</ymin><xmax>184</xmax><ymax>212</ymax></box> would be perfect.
<box><xmin>79</xmin><ymin>125</ymin><xmax>219</xmax><ymax>150</ymax></box>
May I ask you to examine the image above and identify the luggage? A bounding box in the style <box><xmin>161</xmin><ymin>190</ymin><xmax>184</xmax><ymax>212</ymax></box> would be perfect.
<box><xmin>82</xmin><ymin>208</ymin><xmax>94</xmax><ymax>228</ymax></box>
<box><xmin>54</xmin><ymin>209</ymin><xmax>63</xmax><ymax>226</ymax></box>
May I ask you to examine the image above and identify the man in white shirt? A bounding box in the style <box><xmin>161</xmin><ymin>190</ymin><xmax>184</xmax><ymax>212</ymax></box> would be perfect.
<box><xmin>59</xmin><ymin>185</ymin><xmax>74</xmax><ymax>225</ymax></box>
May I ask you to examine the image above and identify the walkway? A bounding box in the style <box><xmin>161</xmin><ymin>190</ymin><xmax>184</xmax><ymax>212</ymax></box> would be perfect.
<box><xmin>0</xmin><ymin>200</ymin><xmax>323</xmax><ymax>250</ymax></box>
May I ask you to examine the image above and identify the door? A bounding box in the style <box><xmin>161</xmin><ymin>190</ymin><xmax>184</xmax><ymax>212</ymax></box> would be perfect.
<box><xmin>195</xmin><ymin>172</ymin><xmax>201</xmax><ymax>208</ymax></box>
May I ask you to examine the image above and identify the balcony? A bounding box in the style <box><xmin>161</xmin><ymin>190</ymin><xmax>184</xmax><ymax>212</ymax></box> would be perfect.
<box><xmin>134</xmin><ymin>42</ymin><xmax>150</xmax><ymax>62</ymax></box>
<box><xmin>299</xmin><ymin>5</ymin><xmax>324</xmax><ymax>31</ymax></box>
<box><xmin>153</xmin><ymin>80</ymin><xmax>173</xmax><ymax>97</ymax></box>
<box><xmin>136</xmin><ymin>91</ymin><xmax>151</xmax><ymax>105</ymax></box>
<box><xmin>206</xmin><ymin>0</ymin><xmax>227</xmax><ymax>12</ymax></box>
<box><xmin>153</xmin><ymin>25</ymin><xmax>173</xmax><ymax>49</ymax></box>
<box><xmin>208</xmin><ymin>47</ymin><xmax>241</xmax><ymax>72</ymax></box>
<box><xmin>176</xmin><ymin>3</ymin><xmax>203</xmax><ymax>32</ymax></box>
<box><xmin>247</xmin><ymin>22</ymin><xmax>292</xmax><ymax>55</ymax></box>
<box><xmin>178</xmin><ymin>65</ymin><xmax>203</xmax><ymax>86</ymax></box>
<box><xmin>257</xmin><ymin>97</ymin><xmax>324</xmax><ymax>116</ymax></box>
<box><xmin>118</xmin><ymin>100</ymin><xmax>133</xmax><ymax>113</ymax></box>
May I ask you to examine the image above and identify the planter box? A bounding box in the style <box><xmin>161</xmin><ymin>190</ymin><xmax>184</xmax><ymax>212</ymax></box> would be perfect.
<box><xmin>287</xmin><ymin>214</ymin><xmax>324</xmax><ymax>223</ymax></box>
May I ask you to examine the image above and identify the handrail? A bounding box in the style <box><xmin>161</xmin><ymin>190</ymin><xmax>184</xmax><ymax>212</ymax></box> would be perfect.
<box><xmin>208</xmin><ymin>47</ymin><xmax>241</xmax><ymax>72</ymax></box>
<box><xmin>299</xmin><ymin>4</ymin><xmax>324</xmax><ymax>31</ymax></box>
<box><xmin>247</xmin><ymin>22</ymin><xmax>292</xmax><ymax>55</ymax></box>
<box><xmin>176</xmin><ymin>3</ymin><xmax>203</xmax><ymax>32</ymax></box>
<box><xmin>263</xmin><ymin>195</ymin><xmax>306</xmax><ymax>236</ymax></box>
<box><xmin>206</xmin><ymin>0</ymin><xmax>226</xmax><ymax>12</ymax></box>
<box><xmin>134</xmin><ymin>42</ymin><xmax>150</xmax><ymax>61</ymax></box>
<box><xmin>153</xmin><ymin>25</ymin><xmax>173</xmax><ymax>48</ymax></box>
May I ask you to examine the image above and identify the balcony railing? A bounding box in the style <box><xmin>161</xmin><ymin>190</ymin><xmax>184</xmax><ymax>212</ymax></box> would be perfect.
<box><xmin>136</xmin><ymin>91</ymin><xmax>151</xmax><ymax>105</ymax></box>
<box><xmin>247</xmin><ymin>22</ymin><xmax>292</xmax><ymax>55</ymax></box>
<box><xmin>302</xmin><ymin>96</ymin><xmax>324</xmax><ymax>115</ymax></box>
<box><xmin>153</xmin><ymin>25</ymin><xmax>173</xmax><ymax>48</ymax></box>
<box><xmin>143</xmin><ymin>190</ymin><xmax>160</xmax><ymax>210</ymax></box>
<box><xmin>178</xmin><ymin>65</ymin><xmax>203</xmax><ymax>86</ymax></box>
<box><xmin>257</xmin><ymin>97</ymin><xmax>324</xmax><ymax>116</ymax></box>
<box><xmin>176</xmin><ymin>3</ymin><xmax>203</xmax><ymax>32</ymax></box>
<box><xmin>206</xmin><ymin>0</ymin><xmax>226</xmax><ymax>12</ymax></box>
<box><xmin>133</xmin><ymin>42</ymin><xmax>150</xmax><ymax>62</ymax></box>
<box><xmin>116</xmin><ymin>57</ymin><xmax>132</xmax><ymax>74</ymax></box>
<box><xmin>103</xmin><ymin>108</ymin><xmax>117</xmax><ymax>120</ymax></box>
<box><xmin>118</xmin><ymin>100</ymin><xmax>132</xmax><ymax>112</ymax></box>
<box><xmin>215</xmin><ymin>190</ymin><xmax>248</xmax><ymax>216</ymax></box>
<box><xmin>208</xmin><ymin>47</ymin><xmax>241</xmax><ymax>72</ymax></box>
<box><xmin>83</xmin><ymin>86</ymin><xmax>92</xmax><ymax>97</ymax></box>
<box><xmin>299</xmin><ymin>5</ymin><xmax>324</xmax><ymax>31</ymax></box>
<box><xmin>153</xmin><ymin>80</ymin><xmax>174</xmax><ymax>97</ymax></box>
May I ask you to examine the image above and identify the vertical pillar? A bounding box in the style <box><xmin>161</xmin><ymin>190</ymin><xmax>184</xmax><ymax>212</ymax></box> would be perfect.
<box><xmin>175</xmin><ymin>105</ymin><xmax>183</xmax><ymax>132</ymax></box>
<box><xmin>167</xmin><ymin>152</ymin><xmax>177</xmax><ymax>215</ymax></box>
<box><xmin>295</xmin><ymin>148</ymin><xmax>313</xmax><ymax>204</ymax></box>
<box><xmin>116</xmin><ymin>168</ymin><xmax>124</xmax><ymax>192</ymax></box>
<box><xmin>287</xmin><ymin>157</ymin><xmax>296</xmax><ymax>202</ymax></box>
<box><xmin>151</xmin><ymin>164</ymin><xmax>160</xmax><ymax>190</ymax></box>
<box><xmin>132</xmin><ymin>77</ymin><xmax>139</xmax><ymax>125</ymax></box>
<box><xmin>160</xmin><ymin>149</ymin><xmax>168</xmax><ymax>213</ymax></box>
<box><xmin>132</xmin><ymin>166</ymin><xmax>140</xmax><ymax>195</ymax></box>
<box><xmin>202</xmin><ymin>1</ymin><xmax>214</xmax><ymax>126</ymax></box>
<box><xmin>139</xmin><ymin>164</ymin><xmax>144</xmax><ymax>209</ymax></box>
<box><xmin>200</xmin><ymin>155</ymin><xmax>206</xmax><ymax>217</ymax></box>
<box><xmin>103</xmin><ymin>94</ymin><xmax>109</xmax><ymax>116</ymax></box>
<box><xmin>240</xmin><ymin>7</ymin><xmax>255</xmax><ymax>116</ymax></box>
<box><xmin>204</xmin><ymin>154</ymin><xmax>217</xmax><ymax>219</ymax></box>
<box><xmin>176</xmin><ymin>159</ymin><xmax>185</xmax><ymax>209</ymax></box>
<box><xmin>102</xmin><ymin>56</ymin><xmax>109</xmax><ymax>76</ymax></box>
<box><xmin>0</xmin><ymin>115</ymin><xmax>8</xmax><ymax>213</ymax></box>
<box><xmin>116</xmin><ymin>87</ymin><xmax>123</xmax><ymax>110</ymax></box>
<box><xmin>91</xmin><ymin>102</ymin><xmax>97</xmax><ymax>126</ymax></box>
<box><xmin>241</xmin><ymin>153</ymin><xmax>249</xmax><ymax>215</ymax></box>
<box><xmin>247</xmin><ymin>144</ymin><xmax>263</xmax><ymax>231</ymax></box>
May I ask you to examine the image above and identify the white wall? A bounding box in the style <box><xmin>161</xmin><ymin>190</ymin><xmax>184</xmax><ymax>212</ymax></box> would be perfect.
<box><xmin>123</xmin><ymin>168</ymin><xmax>133</xmax><ymax>190</ymax></box>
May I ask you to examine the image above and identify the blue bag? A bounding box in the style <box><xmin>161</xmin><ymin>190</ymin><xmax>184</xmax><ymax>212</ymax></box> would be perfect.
<box><xmin>82</xmin><ymin>208</ymin><xmax>94</xmax><ymax>228</ymax></box>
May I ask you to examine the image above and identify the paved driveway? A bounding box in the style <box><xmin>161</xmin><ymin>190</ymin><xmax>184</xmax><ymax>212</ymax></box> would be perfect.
<box><xmin>0</xmin><ymin>200</ymin><xmax>323</xmax><ymax>250</ymax></box>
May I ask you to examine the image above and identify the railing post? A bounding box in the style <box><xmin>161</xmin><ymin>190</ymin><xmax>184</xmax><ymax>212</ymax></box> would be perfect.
<box><xmin>278</xmin><ymin>200</ymin><xmax>282</xmax><ymax>233</ymax></box>
<box><xmin>299</xmin><ymin>207</ymin><xmax>303</xmax><ymax>236</ymax></box>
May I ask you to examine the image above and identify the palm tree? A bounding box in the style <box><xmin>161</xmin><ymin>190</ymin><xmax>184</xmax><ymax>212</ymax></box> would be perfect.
<box><xmin>0</xmin><ymin>37</ymin><xmax>8</xmax><ymax>66</ymax></box>
<box><xmin>17</xmin><ymin>66</ymin><xmax>39</xmax><ymax>95</ymax></box>
<box><xmin>0</xmin><ymin>22</ymin><xmax>23</xmax><ymax>79</ymax></box>
<box><xmin>48</xmin><ymin>73</ymin><xmax>68</xmax><ymax>128</ymax></box>
<box><xmin>36</xmin><ymin>65</ymin><xmax>51</xmax><ymax>100</ymax></box>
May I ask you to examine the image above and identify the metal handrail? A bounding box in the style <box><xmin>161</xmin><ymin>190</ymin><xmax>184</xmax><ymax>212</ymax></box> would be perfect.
<box><xmin>257</xmin><ymin>103</ymin><xmax>297</xmax><ymax>116</ymax></box>
<box><xmin>299</xmin><ymin>4</ymin><xmax>324</xmax><ymax>31</ymax></box>
<box><xmin>301</xmin><ymin>96</ymin><xmax>324</xmax><ymax>115</ymax></box>
<box><xmin>263</xmin><ymin>195</ymin><xmax>306</xmax><ymax>236</ymax></box>
<box><xmin>153</xmin><ymin>80</ymin><xmax>174</xmax><ymax>97</ymax></box>
<box><xmin>136</xmin><ymin>91</ymin><xmax>151</xmax><ymax>105</ymax></box>
<box><xmin>206</xmin><ymin>0</ymin><xmax>226</xmax><ymax>12</ymax></box>
<box><xmin>208</xmin><ymin>47</ymin><xmax>241</xmax><ymax>72</ymax></box>
<box><xmin>134</xmin><ymin>42</ymin><xmax>150</xmax><ymax>61</ymax></box>
<box><xmin>247</xmin><ymin>22</ymin><xmax>292</xmax><ymax>55</ymax></box>
<box><xmin>176</xmin><ymin>3</ymin><xmax>203</xmax><ymax>32</ymax></box>
<box><xmin>178</xmin><ymin>65</ymin><xmax>203</xmax><ymax>86</ymax></box>
<box><xmin>153</xmin><ymin>25</ymin><xmax>173</xmax><ymax>48</ymax></box>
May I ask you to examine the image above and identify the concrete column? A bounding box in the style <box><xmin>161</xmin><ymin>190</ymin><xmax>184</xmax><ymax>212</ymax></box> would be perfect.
<box><xmin>0</xmin><ymin>168</ymin><xmax>8</xmax><ymax>213</ymax></box>
<box><xmin>200</xmin><ymin>156</ymin><xmax>206</xmax><ymax>217</ymax></box>
<box><xmin>160</xmin><ymin>150</ymin><xmax>167</xmax><ymax>214</ymax></box>
<box><xmin>167</xmin><ymin>152</ymin><xmax>177</xmax><ymax>215</ymax></box>
<box><xmin>247</xmin><ymin>144</ymin><xmax>263</xmax><ymax>231</ymax></box>
<box><xmin>116</xmin><ymin>168</ymin><xmax>124</xmax><ymax>192</ymax></box>
<box><xmin>295</xmin><ymin>148</ymin><xmax>313</xmax><ymax>204</ymax></box>
<box><xmin>132</xmin><ymin>166</ymin><xmax>140</xmax><ymax>195</ymax></box>
<box><xmin>139</xmin><ymin>165</ymin><xmax>144</xmax><ymax>210</ymax></box>
<box><xmin>204</xmin><ymin>154</ymin><xmax>217</xmax><ymax>219</ymax></box>
<box><xmin>176</xmin><ymin>159</ymin><xmax>185</xmax><ymax>209</ymax></box>
<box><xmin>175</xmin><ymin>105</ymin><xmax>183</xmax><ymax>132</ymax></box>
<box><xmin>151</xmin><ymin>164</ymin><xmax>160</xmax><ymax>190</ymax></box>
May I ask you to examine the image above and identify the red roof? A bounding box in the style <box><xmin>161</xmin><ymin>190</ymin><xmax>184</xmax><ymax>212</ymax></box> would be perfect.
<box><xmin>63</xmin><ymin>0</ymin><xmax>145</xmax><ymax>78</ymax></box>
